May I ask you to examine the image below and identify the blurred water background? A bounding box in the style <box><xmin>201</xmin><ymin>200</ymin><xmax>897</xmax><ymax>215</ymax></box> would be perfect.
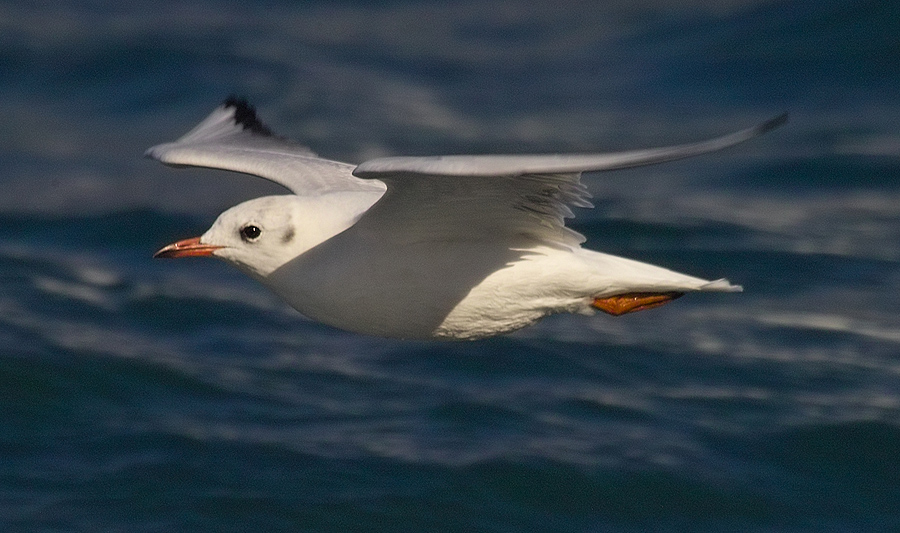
<box><xmin>2</xmin><ymin>0</ymin><xmax>899</xmax><ymax>531</ymax></box>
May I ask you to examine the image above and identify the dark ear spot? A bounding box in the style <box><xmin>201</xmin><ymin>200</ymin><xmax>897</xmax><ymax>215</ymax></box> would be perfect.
<box><xmin>281</xmin><ymin>228</ymin><xmax>295</xmax><ymax>244</ymax></box>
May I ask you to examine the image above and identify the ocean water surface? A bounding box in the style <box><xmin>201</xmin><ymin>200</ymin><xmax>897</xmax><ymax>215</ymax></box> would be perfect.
<box><xmin>2</xmin><ymin>1</ymin><xmax>899</xmax><ymax>531</ymax></box>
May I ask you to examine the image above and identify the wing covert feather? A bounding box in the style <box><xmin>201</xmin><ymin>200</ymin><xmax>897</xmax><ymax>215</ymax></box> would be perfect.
<box><xmin>347</xmin><ymin>171</ymin><xmax>592</xmax><ymax>249</ymax></box>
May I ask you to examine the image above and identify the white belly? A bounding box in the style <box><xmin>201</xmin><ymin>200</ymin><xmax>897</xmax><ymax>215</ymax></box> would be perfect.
<box><xmin>264</xmin><ymin>235</ymin><xmax>591</xmax><ymax>339</ymax></box>
<box><xmin>264</xmin><ymin>232</ymin><xmax>725</xmax><ymax>340</ymax></box>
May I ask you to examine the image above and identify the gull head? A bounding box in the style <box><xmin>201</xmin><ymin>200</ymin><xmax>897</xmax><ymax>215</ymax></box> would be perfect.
<box><xmin>155</xmin><ymin>195</ymin><xmax>329</xmax><ymax>279</ymax></box>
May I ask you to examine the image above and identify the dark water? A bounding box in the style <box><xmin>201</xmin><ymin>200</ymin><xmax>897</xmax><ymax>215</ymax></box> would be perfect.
<box><xmin>2</xmin><ymin>1</ymin><xmax>900</xmax><ymax>531</ymax></box>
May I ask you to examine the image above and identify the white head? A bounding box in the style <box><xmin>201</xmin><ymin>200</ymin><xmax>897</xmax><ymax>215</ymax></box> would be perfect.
<box><xmin>155</xmin><ymin>194</ymin><xmax>364</xmax><ymax>278</ymax></box>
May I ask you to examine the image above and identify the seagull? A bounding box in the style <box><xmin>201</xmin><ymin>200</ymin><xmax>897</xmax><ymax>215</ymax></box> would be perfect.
<box><xmin>151</xmin><ymin>98</ymin><xmax>785</xmax><ymax>340</ymax></box>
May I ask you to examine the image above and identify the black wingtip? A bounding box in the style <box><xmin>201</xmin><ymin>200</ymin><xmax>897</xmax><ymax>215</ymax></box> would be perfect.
<box><xmin>758</xmin><ymin>112</ymin><xmax>789</xmax><ymax>134</ymax></box>
<box><xmin>222</xmin><ymin>96</ymin><xmax>274</xmax><ymax>136</ymax></box>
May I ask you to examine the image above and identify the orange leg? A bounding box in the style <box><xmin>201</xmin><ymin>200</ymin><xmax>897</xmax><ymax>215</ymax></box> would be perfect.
<box><xmin>591</xmin><ymin>292</ymin><xmax>684</xmax><ymax>316</ymax></box>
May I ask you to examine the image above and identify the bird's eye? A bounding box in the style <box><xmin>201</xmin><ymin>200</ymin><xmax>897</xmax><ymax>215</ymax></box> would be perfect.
<box><xmin>240</xmin><ymin>225</ymin><xmax>262</xmax><ymax>241</ymax></box>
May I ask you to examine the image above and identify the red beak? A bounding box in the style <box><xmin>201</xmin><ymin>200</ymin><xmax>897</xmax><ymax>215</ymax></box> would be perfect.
<box><xmin>154</xmin><ymin>236</ymin><xmax>223</xmax><ymax>258</ymax></box>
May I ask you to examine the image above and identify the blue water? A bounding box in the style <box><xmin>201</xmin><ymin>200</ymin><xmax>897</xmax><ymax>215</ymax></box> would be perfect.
<box><xmin>3</xmin><ymin>1</ymin><xmax>900</xmax><ymax>531</ymax></box>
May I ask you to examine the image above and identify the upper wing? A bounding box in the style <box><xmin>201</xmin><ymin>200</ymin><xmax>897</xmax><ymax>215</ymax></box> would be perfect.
<box><xmin>145</xmin><ymin>98</ymin><xmax>386</xmax><ymax>196</ymax></box>
<box><xmin>349</xmin><ymin>115</ymin><xmax>786</xmax><ymax>249</ymax></box>
<box><xmin>354</xmin><ymin>114</ymin><xmax>787</xmax><ymax>177</ymax></box>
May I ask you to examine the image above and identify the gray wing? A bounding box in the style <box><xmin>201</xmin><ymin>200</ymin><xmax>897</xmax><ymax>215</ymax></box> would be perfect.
<box><xmin>354</xmin><ymin>114</ymin><xmax>787</xmax><ymax>177</ymax></box>
<box><xmin>345</xmin><ymin>171</ymin><xmax>593</xmax><ymax>249</ymax></box>
<box><xmin>350</xmin><ymin>115</ymin><xmax>786</xmax><ymax>249</ymax></box>
<box><xmin>145</xmin><ymin>98</ymin><xmax>385</xmax><ymax>196</ymax></box>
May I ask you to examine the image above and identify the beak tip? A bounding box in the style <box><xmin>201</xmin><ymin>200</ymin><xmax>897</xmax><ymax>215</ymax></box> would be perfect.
<box><xmin>153</xmin><ymin>236</ymin><xmax>220</xmax><ymax>259</ymax></box>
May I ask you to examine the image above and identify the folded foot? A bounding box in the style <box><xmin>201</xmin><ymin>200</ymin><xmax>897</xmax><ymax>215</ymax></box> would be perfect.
<box><xmin>592</xmin><ymin>292</ymin><xmax>684</xmax><ymax>316</ymax></box>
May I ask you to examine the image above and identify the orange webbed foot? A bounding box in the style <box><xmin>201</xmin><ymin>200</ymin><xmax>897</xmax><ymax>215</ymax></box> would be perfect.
<box><xmin>591</xmin><ymin>292</ymin><xmax>684</xmax><ymax>316</ymax></box>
